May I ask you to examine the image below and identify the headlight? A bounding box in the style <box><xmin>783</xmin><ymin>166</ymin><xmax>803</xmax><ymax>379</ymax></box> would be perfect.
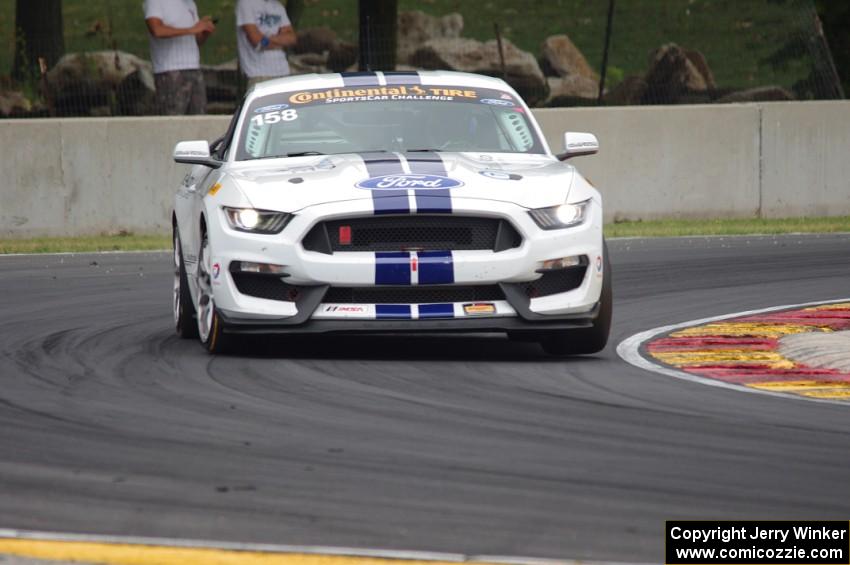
<box><xmin>224</xmin><ymin>207</ymin><xmax>291</xmax><ymax>234</ymax></box>
<box><xmin>528</xmin><ymin>199</ymin><xmax>591</xmax><ymax>230</ymax></box>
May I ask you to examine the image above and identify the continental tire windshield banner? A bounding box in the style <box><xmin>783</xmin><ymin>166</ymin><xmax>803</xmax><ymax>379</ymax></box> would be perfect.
<box><xmin>270</xmin><ymin>86</ymin><xmax>520</xmax><ymax>108</ymax></box>
<box><xmin>666</xmin><ymin>521</ymin><xmax>850</xmax><ymax>564</ymax></box>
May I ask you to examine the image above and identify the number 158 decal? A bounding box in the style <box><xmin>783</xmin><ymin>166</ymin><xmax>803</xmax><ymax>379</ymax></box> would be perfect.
<box><xmin>251</xmin><ymin>109</ymin><xmax>298</xmax><ymax>126</ymax></box>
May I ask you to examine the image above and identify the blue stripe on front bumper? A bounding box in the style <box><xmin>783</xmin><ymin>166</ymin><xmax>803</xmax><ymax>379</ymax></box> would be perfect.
<box><xmin>375</xmin><ymin>251</ymin><xmax>411</xmax><ymax>285</ymax></box>
<box><xmin>418</xmin><ymin>303</ymin><xmax>454</xmax><ymax>319</ymax></box>
<box><xmin>376</xmin><ymin>304</ymin><xmax>412</xmax><ymax>319</ymax></box>
<box><xmin>418</xmin><ymin>251</ymin><xmax>454</xmax><ymax>285</ymax></box>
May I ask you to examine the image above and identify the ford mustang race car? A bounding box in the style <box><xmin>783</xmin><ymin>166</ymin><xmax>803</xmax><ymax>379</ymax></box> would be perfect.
<box><xmin>172</xmin><ymin>70</ymin><xmax>611</xmax><ymax>354</ymax></box>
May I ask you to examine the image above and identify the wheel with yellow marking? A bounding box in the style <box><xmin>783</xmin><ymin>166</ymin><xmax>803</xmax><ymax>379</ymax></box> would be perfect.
<box><xmin>173</xmin><ymin>227</ymin><xmax>199</xmax><ymax>339</ymax></box>
<box><xmin>196</xmin><ymin>230</ymin><xmax>231</xmax><ymax>354</ymax></box>
<box><xmin>539</xmin><ymin>240</ymin><xmax>612</xmax><ymax>355</ymax></box>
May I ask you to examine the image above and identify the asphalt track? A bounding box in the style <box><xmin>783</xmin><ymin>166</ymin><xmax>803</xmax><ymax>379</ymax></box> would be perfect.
<box><xmin>0</xmin><ymin>234</ymin><xmax>849</xmax><ymax>563</ymax></box>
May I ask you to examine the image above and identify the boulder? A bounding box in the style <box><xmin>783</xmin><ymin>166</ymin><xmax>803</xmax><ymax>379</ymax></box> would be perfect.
<box><xmin>643</xmin><ymin>43</ymin><xmax>713</xmax><ymax>104</ymax></box>
<box><xmin>327</xmin><ymin>41</ymin><xmax>358</xmax><ymax>72</ymax></box>
<box><xmin>544</xmin><ymin>75</ymin><xmax>599</xmax><ymax>106</ymax></box>
<box><xmin>293</xmin><ymin>26</ymin><xmax>338</xmax><ymax>55</ymax></box>
<box><xmin>201</xmin><ymin>59</ymin><xmax>239</xmax><ymax>103</ymax></box>
<box><xmin>46</xmin><ymin>51</ymin><xmax>154</xmax><ymax>116</ymax></box>
<box><xmin>0</xmin><ymin>90</ymin><xmax>32</xmax><ymax>116</ymax></box>
<box><xmin>397</xmin><ymin>10</ymin><xmax>463</xmax><ymax>65</ymax></box>
<box><xmin>717</xmin><ymin>86</ymin><xmax>795</xmax><ymax>104</ymax></box>
<box><xmin>604</xmin><ymin>75</ymin><xmax>647</xmax><ymax>105</ymax></box>
<box><xmin>685</xmin><ymin>49</ymin><xmax>715</xmax><ymax>90</ymax></box>
<box><xmin>411</xmin><ymin>37</ymin><xmax>546</xmax><ymax>105</ymax></box>
<box><xmin>539</xmin><ymin>34</ymin><xmax>598</xmax><ymax>81</ymax></box>
<box><xmin>288</xmin><ymin>52</ymin><xmax>330</xmax><ymax>75</ymax></box>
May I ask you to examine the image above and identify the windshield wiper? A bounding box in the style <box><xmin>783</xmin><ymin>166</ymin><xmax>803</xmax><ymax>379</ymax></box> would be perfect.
<box><xmin>405</xmin><ymin>148</ymin><xmax>442</xmax><ymax>153</ymax></box>
<box><xmin>286</xmin><ymin>151</ymin><xmax>325</xmax><ymax>157</ymax></box>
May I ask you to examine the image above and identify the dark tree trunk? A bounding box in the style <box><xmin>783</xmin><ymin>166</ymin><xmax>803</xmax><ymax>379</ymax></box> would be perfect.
<box><xmin>358</xmin><ymin>0</ymin><xmax>396</xmax><ymax>71</ymax></box>
<box><xmin>286</xmin><ymin>0</ymin><xmax>305</xmax><ymax>29</ymax></box>
<box><xmin>13</xmin><ymin>0</ymin><xmax>65</xmax><ymax>81</ymax></box>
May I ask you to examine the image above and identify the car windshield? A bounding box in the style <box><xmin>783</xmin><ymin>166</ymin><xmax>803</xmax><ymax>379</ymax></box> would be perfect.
<box><xmin>235</xmin><ymin>84</ymin><xmax>545</xmax><ymax>161</ymax></box>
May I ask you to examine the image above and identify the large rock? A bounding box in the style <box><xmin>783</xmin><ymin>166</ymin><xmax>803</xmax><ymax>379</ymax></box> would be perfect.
<box><xmin>643</xmin><ymin>43</ymin><xmax>714</xmax><ymax>104</ymax></box>
<box><xmin>411</xmin><ymin>37</ymin><xmax>546</xmax><ymax>105</ymax></box>
<box><xmin>46</xmin><ymin>51</ymin><xmax>154</xmax><ymax>116</ymax></box>
<box><xmin>544</xmin><ymin>75</ymin><xmax>599</xmax><ymax>106</ymax></box>
<box><xmin>397</xmin><ymin>10</ymin><xmax>463</xmax><ymax>65</ymax></box>
<box><xmin>293</xmin><ymin>26</ymin><xmax>338</xmax><ymax>55</ymax></box>
<box><xmin>288</xmin><ymin>52</ymin><xmax>330</xmax><ymax>75</ymax></box>
<box><xmin>327</xmin><ymin>41</ymin><xmax>358</xmax><ymax>72</ymax></box>
<box><xmin>540</xmin><ymin>34</ymin><xmax>598</xmax><ymax>81</ymax></box>
<box><xmin>717</xmin><ymin>86</ymin><xmax>794</xmax><ymax>103</ymax></box>
<box><xmin>604</xmin><ymin>75</ymin><xmax>647</xmax><ymax>105</ymax></box>
<box><xmin>0</xmin><ymin>90</ymin><xmax>32</xmax><ymax>116</ymax></box>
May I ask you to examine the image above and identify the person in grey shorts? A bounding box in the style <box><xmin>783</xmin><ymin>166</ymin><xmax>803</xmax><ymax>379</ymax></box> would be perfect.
<box><xmin>236</xmin><ymin>0</ymin><xmax>297</xmax><ymax>88</ymax></box>
<box><xmin>144</xmin><ymin>0</ymin><xmax>216</xmax><ymax>114</ymax></box>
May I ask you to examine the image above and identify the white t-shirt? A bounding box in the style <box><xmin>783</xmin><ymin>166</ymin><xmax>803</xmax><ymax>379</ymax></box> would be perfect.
<box><xmin>236</xmin><ymin>0</ymin><xmax>291</xmax><ymax>78</ymax></box>
<box><xmin>144</xmin><ymin>0</ymin><xmax>201</xmax><ymax>73</ymax></box>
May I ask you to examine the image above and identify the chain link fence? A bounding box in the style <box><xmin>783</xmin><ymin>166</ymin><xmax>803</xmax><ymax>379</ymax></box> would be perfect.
<box><xmin>0</xmin><ymin>0</ymin><xmax>844</xmax><ymax>118</ymax></box>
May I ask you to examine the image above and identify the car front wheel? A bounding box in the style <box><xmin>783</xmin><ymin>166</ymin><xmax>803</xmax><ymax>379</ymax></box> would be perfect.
<box><xmin>196</xmin><ymin>230</ymin><xmax>230</xmax><ymax>354</ymax></box>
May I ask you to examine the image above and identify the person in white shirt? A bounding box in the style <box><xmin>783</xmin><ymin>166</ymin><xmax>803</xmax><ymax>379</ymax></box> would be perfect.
<box><xmin>143</xmin><ymin>0</ymin><xmax>216</xmax><ymax>114</ymax></box>
<box><xmin>236</xmin><ymin>0</ymin><xmax>297</xmax><ymax>88</ymax></box>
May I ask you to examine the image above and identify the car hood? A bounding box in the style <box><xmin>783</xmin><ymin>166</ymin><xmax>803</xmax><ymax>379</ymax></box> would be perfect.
<box><xmin>226</xmin><ymin>152</ymin><xmax>576</xmax><ymax>212</ymax></box>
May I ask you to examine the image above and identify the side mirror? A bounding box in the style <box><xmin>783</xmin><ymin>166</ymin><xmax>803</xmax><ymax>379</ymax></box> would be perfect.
<box><xmin>556</xmin><ymin>132</ymin><xmax>599</xmax><ymax>161</ymax></box>
<box><xmin>173</xmin><ymin>140</ymin><xmax>222</xmax><ymax>169</ymax></box>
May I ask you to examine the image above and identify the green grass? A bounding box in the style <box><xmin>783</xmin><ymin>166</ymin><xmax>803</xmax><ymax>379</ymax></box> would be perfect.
<box><xmin>0</xmin><ymin>217</ymin><xmax>846</xmax><ymax>254</ymax></box>
<box><xmin>605</xmin><ymin>216</ymin><xmax>850</xmax><ymax>238</ymax></box>
<box><xmin>0</xmin><ymin>0</ymin><xmax>815</xmax><ymax>93</ymax></box>
<box><xmin>0</xmin><ymin>234</ymin><xmax>170</xmax><ymax>254</ymax></box>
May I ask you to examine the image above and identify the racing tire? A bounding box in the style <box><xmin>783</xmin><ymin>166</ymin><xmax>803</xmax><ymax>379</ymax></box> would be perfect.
<box><xmin>539</xmin><ymin>241</ymin><xmax>613</xmax><ymax>356</ymax></box>
<box><xmin>196</xmin><ymin>229</ymin><xmax>232</xmax><ymax>354</ymax></box>
<box><xmin>173</xmin><ymin>228</ymin><xmax>199</xmax><ymax>339</ymax></box>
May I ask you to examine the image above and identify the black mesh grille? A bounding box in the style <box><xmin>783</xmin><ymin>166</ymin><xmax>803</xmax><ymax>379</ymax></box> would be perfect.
<box><xmin>303</xmin><ymin>216</ymin><xmax>521</xmax><ymax>253</ymax></box>
<box><xmin>231</xmin><ymin>273</ymin><xmax>308</xmax><ymax>301</ymax></box>
<box><xmin>518</xmin><ymin>267</ymin><xmax>587</xmax><ymax>298</ymax></box>
<box><xmin>323</xmin><ymin>285</ymin><xmax>504</xmax><ymax>304</ymax></box>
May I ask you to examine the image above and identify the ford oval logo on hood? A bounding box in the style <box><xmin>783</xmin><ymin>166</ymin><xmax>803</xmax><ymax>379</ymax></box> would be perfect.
<box><xmin>356</xmin><ymin>174</ymin><xmax>463</xmax><ymax>190</ymax></box>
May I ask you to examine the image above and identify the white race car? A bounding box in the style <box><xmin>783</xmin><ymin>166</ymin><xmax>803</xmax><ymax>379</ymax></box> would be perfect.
<box><xmin>172</xmin><ymin>71</ymin><xmax>611</xmax><ymax>354</ymax></box>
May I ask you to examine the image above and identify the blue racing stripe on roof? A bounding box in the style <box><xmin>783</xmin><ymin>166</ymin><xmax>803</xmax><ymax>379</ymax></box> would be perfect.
<box><xmin>383</xmin><ymin>71</ymin><xmax>421</xmax><ymax>85</ymax></box>
<box><xmin>359</xmin><ymin>152</ymin><xmax>409</xmax><ymax>215</ymax></box>
<box><xmin>418</xmin><ymin>250</ymin><xmax>454</xmax><ymax>285</ymax></box>
<box><xmin>375</xmin><ymin>251</ymin><xmax>411</xmax><ymax>285</ymax></box>
<box><xmin>340</xmin><ymin>71</ymin><xmax>379</xmax><ymax>86</ymax></box>
<box><xmin>418</xmin><ymin>303</ymin><xmax>454</xmax><ymax>319</ymax></box>
<box><xmin>407</xmin><ymin>153</ymin><xmax>452</xmax><ymax>214</ymax></box>
<box><xmin>376</xmin><ymin>304</ymin><xmax>412</xmax><ymax>319</ymax></box>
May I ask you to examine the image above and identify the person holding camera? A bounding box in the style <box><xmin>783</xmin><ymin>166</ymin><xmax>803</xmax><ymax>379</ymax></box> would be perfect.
<box><xmin>144</xmin><ymin>0</ymin><xmax>216</xmax><ymax>114</ymax></box>
<box><xmin>236</xmin><ymin>0</ymin><xmax>297</xmax><ymax>88</ymax></box>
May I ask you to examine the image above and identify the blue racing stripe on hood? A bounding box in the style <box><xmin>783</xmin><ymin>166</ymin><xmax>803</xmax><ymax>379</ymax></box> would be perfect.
<box><xmin>375</xmin><ymin>251</ymin><xmax>411</xmax><ymax>285</ymax></box>
<box><xmin>407</xmin><ymin>153</ymin><xmax>452</xmax><ymax>214</ymax></box>
<box><xmin>340</xmin><ymin>71</ymin><xmax>379</xmax><ymax>86</ymax></box>
<box><xmin>418</xmin><ymin>251</ymin><xmax>454</xmax><ymax>285</ymax></box>
<box><xmin>359</xmin><ymin>152</ymin><xmax>409</xmax><ymax>215</ymax></box>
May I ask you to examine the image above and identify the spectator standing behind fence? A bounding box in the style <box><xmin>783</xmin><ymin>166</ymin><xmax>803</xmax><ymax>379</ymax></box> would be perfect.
<box><xmin>143</xmin><ymin>0</ymin><xmax>215</xmax><ymax>115</ymax></box>
<box><xmin>237</xmin><ymin>0</ymin><xmax>297</xmax><ymax>88</ymax></box>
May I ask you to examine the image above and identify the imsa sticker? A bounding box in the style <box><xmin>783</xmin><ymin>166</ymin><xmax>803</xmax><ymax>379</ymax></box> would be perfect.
<box><xmin>356</xmin><ymin>174</ymin><xmax>463</xmax><ymax>190</ymax></box>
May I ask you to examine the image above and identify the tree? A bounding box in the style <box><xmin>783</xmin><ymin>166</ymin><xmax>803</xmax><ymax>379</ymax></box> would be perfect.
<box><xmin>13</xmin><ymin>0</ymin><xmax>65</xmax><ymax>81</ymax></box>
<box><xmin>358</xmin><ymin>0</ymin><xmax>397</xmax><ymax>71</ymax></box>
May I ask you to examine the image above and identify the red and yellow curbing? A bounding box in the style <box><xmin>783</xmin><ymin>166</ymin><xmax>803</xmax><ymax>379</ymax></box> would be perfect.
<box><xmin>645</xmin><ymin>302</ymin><xmax>850</xmax><ymax>401</ymax></box>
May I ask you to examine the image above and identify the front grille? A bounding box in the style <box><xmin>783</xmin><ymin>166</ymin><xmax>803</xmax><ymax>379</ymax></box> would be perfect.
<box><xmin>303</xmin><ymin>216</ymin><xmax>522</xmax><ymax>254</ymax></box>
<box><xmin>323</xmin><ymin>285</ymin><xmax>504</xmax><ymax>304</ymax></box>
<box><xmin>231</xmin><ymin>273</ymin><xmax>307</xmax><ymax>301</ymax></box>
<box><xmin>518</xmin><ymin>267</ymin><xmax>587</xmax><ymax>298</ymax></box>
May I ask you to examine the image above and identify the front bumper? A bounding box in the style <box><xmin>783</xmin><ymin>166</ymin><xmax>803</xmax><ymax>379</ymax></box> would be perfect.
<box><xmin>205</xmin><ymin>195</ymin><xmax>605</xmax><ymax>330</ymax></box>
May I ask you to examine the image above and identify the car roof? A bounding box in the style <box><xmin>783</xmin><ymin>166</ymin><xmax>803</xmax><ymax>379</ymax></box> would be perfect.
<box><xmin>247</xmin><ymin>70</ymin><xmax>517</xmax><ymax>100</ymax></box>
